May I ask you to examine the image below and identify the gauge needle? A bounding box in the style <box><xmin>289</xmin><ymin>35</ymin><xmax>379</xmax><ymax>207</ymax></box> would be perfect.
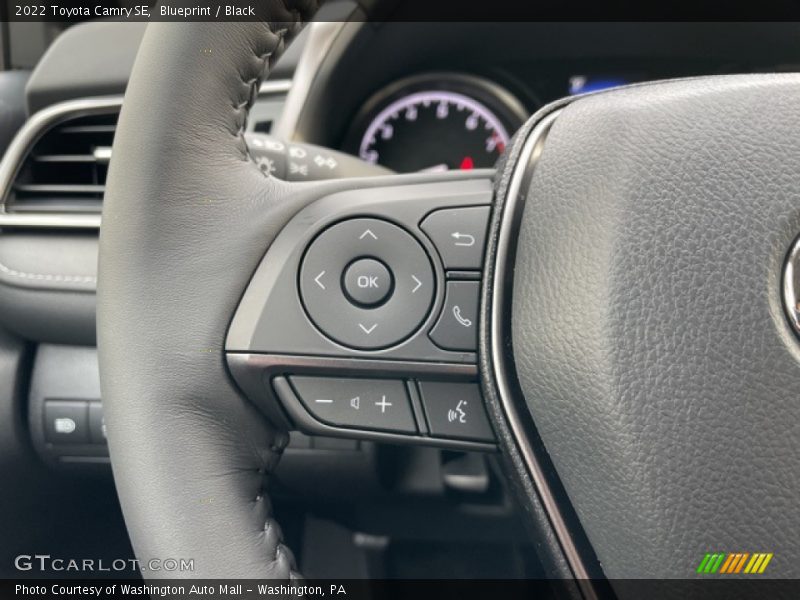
<box><xmin>419</xmin><ymin>163</ymin><xmax>450</xmax><ymax>172</ymax></box>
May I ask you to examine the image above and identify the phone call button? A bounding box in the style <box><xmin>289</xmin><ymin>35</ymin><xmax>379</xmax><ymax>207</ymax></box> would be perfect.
<box><xmin>429</xmin><ymin>281</ymin><xmax>480</xmax><ymax>351</ymax></box>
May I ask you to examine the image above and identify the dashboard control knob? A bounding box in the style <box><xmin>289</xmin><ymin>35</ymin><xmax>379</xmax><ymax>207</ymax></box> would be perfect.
<box><xmin>246</xmin><ymin>133</ymin><xmax>392</xmax><ymax>181</ymax></box>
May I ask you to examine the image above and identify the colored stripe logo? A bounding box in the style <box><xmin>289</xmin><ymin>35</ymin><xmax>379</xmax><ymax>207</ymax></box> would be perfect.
<box><xmin>696</xmin><ymin>552</ymin><xmax>773</xmax><ymax>575</ymax></box>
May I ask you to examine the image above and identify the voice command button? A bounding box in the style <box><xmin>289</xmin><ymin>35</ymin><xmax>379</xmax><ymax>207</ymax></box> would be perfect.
<box><xmin>418</xmin><ymin>382</ymin><xmax>494</xmax><ymax>442</ymax></box>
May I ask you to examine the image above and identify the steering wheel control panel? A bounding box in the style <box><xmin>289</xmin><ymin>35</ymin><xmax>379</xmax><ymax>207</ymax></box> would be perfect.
<box><xmin>226</xmin><ymin>177</ymin><xmax>497</xmax><ymax>451</ymax></box>
<box><xmin>274</xmin><ymin>376</ymin><xmax>494</xmax><ymax>443</ymax></box>
<box><xmin>299</xmin><ymin>218</ymin><xmax>435</xmax><ymax>349</ymax></box>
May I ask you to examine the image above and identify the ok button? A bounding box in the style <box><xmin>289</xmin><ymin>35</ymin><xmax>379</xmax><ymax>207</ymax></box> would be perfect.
<box><xmin>342</xmin><ymin>257</ymin><xmax>394</xmax><ymax>308</ymax></box>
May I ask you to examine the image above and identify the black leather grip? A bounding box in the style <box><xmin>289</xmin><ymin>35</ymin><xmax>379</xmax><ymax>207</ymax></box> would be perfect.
<box><xmin>98</xmin><ymin>13</ymin><xmax>318</xmax><ymax>579</ymax></box>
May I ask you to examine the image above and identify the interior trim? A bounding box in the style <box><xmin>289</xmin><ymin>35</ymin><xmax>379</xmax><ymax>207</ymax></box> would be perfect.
<box><xmin>272</xmin><ymin>21</ymin><xmax>357</xmax><ymax>140</ymax></box>
<box><xmin>259</xmin><ymin>79</ymin><xmax>292</xmax><ymax>95</ymax></box>
<box><xmin>0</xmin><ymin>80</ymin><xmax>293</xmax><ymax>230</ymax></box>
<box><xmin>0</xmin><ymin>95</ymin><xmax>123</xmax><ymax>230</ymax></box>
<box><xmin>489</xmin><ymin>107</ymin><xmax>599</xmax><ymax>593</ymax></box>
<box><xmin>782</xmin><ymin>234</ymin><xmax>800</xmax><ymax>336</ymax></box>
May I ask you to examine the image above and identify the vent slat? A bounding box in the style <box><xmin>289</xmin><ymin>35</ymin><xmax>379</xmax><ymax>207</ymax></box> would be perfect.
<box><xmin>9</xmin><ymin>197</ymin><xmax>104</xmax><ymax>213</ymax></box>
<box><xmin>7</xmin><ymin>112</ymin><xmax>118</xmax><ymax>214</ymax></box>
<box><xmin>32</xmin><ymin>154</ymin><xmax>98</xmax><ymax>163</ymax></box>
<box><xmin>14</xmin><ymin>183</ymin><xmax>105</xmax><ymax>194</ymax></box>
<box><xmin>59</xmin><ymin>124</ymin><xmax>117</xmax><ymax>134</ymax></box>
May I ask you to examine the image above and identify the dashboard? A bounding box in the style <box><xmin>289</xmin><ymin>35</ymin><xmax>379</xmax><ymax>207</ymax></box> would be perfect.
<box><xmin>292</xmin><ymin>22</ymin><xmax>800</xmax><ymax>175</ymax></box>
<box><xmin>340</xmin><ymin>70</ymin><xmax>668</xmax><ymax>173</ymax></box>
<box><xmin>340</xmin><ymin>68</ymin><xmax>674</xmax><ymax>174</ymax></box>
<box><xmin>342</xmin><ymin>73</ymin><xmax>526</xmax><ymax>172</ymax></box>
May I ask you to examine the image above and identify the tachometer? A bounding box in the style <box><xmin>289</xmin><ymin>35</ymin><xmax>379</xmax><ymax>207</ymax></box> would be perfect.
<box><xmin>344</xmin><ymin>74</ymin><xmax>528</xmax><ymax>173</ymax></box>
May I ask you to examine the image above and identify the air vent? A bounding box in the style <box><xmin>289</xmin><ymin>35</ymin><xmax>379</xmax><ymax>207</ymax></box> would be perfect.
<box><xmin>6</xmin><ymin>111</ymin><xmax>118</xmax><ymax>214</ymax></box>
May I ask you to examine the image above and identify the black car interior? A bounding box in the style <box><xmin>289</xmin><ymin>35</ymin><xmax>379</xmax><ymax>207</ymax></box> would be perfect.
<box><xmin>2</xmin><ymin>11</ymin><xmax>800</xmax><ymax>590</ymax></box>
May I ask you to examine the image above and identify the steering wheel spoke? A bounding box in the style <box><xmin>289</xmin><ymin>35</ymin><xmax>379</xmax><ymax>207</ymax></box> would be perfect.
<box><xmin>226</xmin><ymin>173</ymin><xmax>496</xmax><ymax>451</ymax></box>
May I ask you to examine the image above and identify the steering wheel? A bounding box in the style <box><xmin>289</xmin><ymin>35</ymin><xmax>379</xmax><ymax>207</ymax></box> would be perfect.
<box><xmin>98</xmin><ymin>8</ymin><xmax>800</xmax><ymax>589</ymax></box>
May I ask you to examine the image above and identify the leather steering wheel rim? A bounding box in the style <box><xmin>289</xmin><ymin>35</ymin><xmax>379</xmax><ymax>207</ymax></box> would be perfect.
<box><xmin>98</xmin><ymin>14</ymin><xmax>318</xmax><ymax>579</ymax></box>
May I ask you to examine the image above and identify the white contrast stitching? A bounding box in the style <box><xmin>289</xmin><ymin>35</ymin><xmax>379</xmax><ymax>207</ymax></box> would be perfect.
<box><xmin>0</xmin><ymin>260</ymin><xmax>96</xmax><ymax>284</ymax></box>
